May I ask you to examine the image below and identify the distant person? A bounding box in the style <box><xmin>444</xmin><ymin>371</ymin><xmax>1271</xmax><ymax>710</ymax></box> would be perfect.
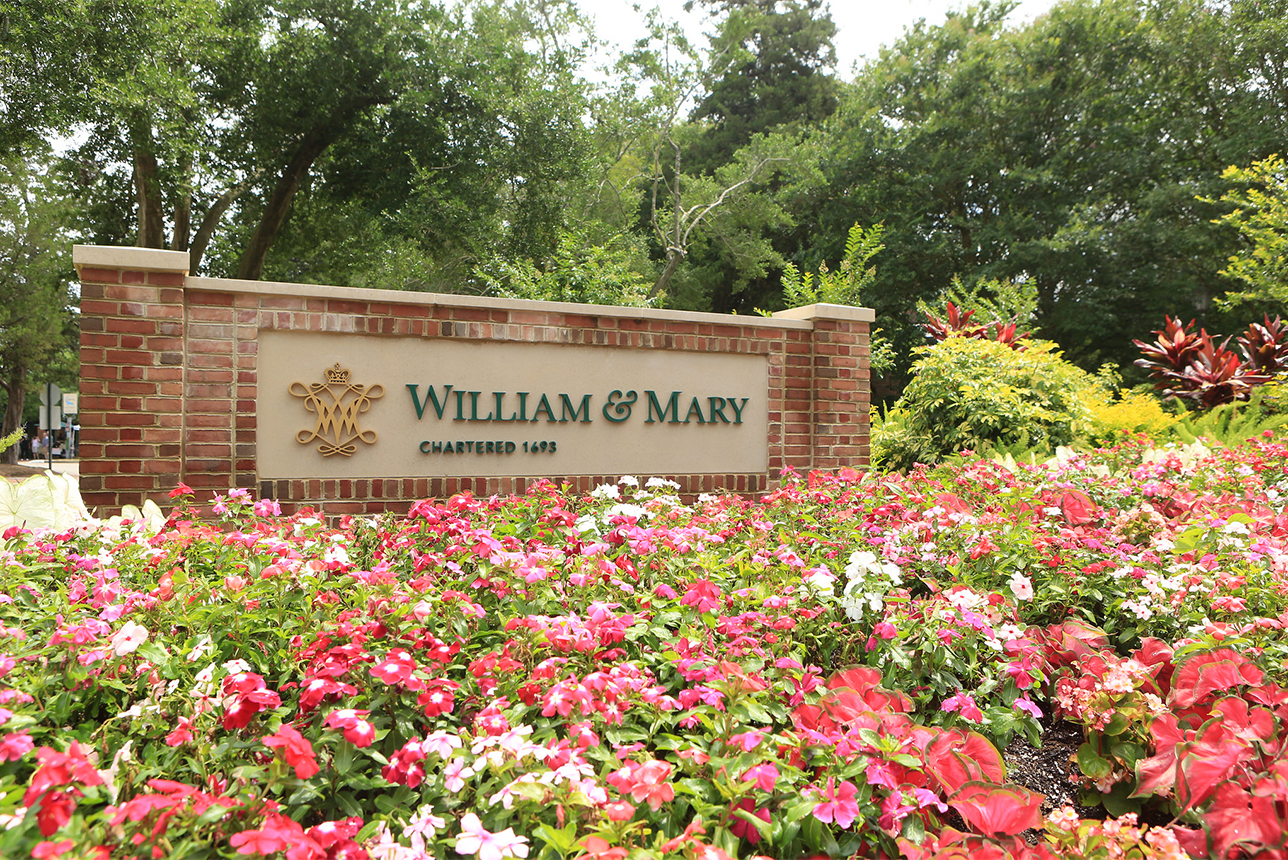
<box><xmin>32</xmin><ymin>429</ymin><xmax>46</xmax><ymax>459</ymax></box>
<box><xmin>18</xmin><ymin>421</ymin><xmax>35</xmax><ymax>459</ymax></box>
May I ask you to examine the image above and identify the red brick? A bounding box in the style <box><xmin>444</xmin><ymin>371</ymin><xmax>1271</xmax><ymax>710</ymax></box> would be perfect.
<box><xmin>79</xmin><ymin>267</ymin><xmax>122</xmax><ymax>284</ymax></box>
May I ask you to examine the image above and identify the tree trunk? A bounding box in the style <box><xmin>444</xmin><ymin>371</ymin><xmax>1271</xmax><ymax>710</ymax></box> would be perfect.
<box><xmin>189</xmin><ymin>172</ymin><xmax>261</xmax><ymax>274</ymax></box>
<box><xmin>235</xmin><ymin>123</ymin><xmax>344</xmax><ymax>281</ymax></box>
<box><xmin>0</xmin><ymin>366</ymin><xmax>26</xmax><ymax>466</ymax></box>
<box><xmin>650</xmin><ymin>248</ymin><xmax>685</xmax><ymax>299</ymax></box>
<box><xmin>132</xmin><ymin>133</ymin><xmax>165</xmax><ymax>248</ymax></box>
<box><xmin>173</xmin><ymin>153</ymin><xmax>191</xmax><ymax>252</ymax></box>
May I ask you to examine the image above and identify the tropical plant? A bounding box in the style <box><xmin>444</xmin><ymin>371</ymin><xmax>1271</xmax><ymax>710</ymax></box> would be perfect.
<box><xmin>1134</xmin><ymin>316</ymin><xmax>1271</xmax><ymax>408</ymax></box>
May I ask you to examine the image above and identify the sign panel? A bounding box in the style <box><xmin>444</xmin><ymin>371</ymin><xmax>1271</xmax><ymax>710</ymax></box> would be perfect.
<box><xmin>257</xmin><ymin>331</ymin><xmax>770</xmax><ymax>479</ymax></box>
<box><xmin>62</xmin><ymin>392</ymin><xmax>79</xmax><ymax>415</ymax></box>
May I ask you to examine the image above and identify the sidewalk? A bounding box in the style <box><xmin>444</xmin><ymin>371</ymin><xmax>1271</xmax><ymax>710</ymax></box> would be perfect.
<box><xmin>18</xmin><ymin>459</ymin><xmax>80</xmax><ymax>480</ymax></box>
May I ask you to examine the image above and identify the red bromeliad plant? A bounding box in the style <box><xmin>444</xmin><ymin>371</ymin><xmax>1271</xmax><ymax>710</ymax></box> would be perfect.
<box><xmin>1237</xmin><ymin>314</ymin><xmax>1288</xmax><ymax>375</ymax></box>
<box><xmin>921</xmin><ymin>302</ymin><xmax>1030</xmax><ymax>351</ymax></box>
<box><xmin>1135</xmin><ymin>316</ymin><xmax>1280</xmax><ymax>407</ymax></box>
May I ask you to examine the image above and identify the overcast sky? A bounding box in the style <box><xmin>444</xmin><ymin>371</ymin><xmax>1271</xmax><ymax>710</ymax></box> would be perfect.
<box><xmin>590</xmin><ymin>0</ymin><xmax>1060</xmax><ymax>79</ymax></box>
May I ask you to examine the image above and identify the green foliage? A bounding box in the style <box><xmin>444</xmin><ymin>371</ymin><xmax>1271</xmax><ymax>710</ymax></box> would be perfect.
<box><xmin>780</xmin><ymin>222</ymin><xmax>884</xmax><ymax>308</ymax></box>
<box><xmin>1211</xmin><ymin>155</ymin><xmax>1288</xmax><ymax>309</ymax></box>
<box><xmin>473</xmin><ymin>230</ymin><xmax>654</xmax><ymax>307</ymax></box>
<box><xmin>0</xmin><ymin>148</ymin><xmax>78</xmax><ymax>464</ymax></box>
<box><xmin>1170</xmin><ymin>387</ymin><xmax>1288</xmax><ymax>447</ymax></box>
<box><xmin>916</xmin><ymin>275</ymin><xmax>1038</xmax><ymax>331</ymax></box>
<box><xmin>874</xmin><ymin>337</ymin><xmax>1096</xmax><ymax>470</ymax></box>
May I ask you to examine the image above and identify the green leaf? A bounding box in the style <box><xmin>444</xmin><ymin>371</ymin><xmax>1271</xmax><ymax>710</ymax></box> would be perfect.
<box><xmin>1077</xmin><ymin>742</ymin><xmax>1113</xmax><ymax>779</ymax></box>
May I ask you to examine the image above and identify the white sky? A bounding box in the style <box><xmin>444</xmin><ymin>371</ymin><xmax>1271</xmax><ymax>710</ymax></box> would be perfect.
<box><xmin>589</xmin><ymin>0</ymin><xmax>1060</xmax><ymax>79</ymax></box>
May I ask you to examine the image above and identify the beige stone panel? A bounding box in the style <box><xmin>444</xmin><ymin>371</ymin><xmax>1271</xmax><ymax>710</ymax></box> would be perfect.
<box><xmin>258</xmin><ymin>331</ymin><xmax>769</xmax><ymax>478</ymax></box>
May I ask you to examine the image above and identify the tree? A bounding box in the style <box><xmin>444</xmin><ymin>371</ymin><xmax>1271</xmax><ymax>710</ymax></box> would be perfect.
<box><xmin>0</xmin><ymin>150</ymin><xmax>78</xmax><ymax>465</ymax></box>
<box><xmin>806</xmin><ymin>0</ymin><xmax>1288</xmax><ymax>377</ymax></box>
<box><xmin>1211</xmin><ymin>155</ymin><xmax>1288</xmax><ymax>309</ymax></box>
<box><xmin>684</xmin><ymin>0</ymin><xmax>839</xmax><ymax>175</ymax></box>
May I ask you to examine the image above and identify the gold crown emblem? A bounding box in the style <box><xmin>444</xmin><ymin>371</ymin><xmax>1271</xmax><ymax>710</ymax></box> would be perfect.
<box><xmin>326</xmin><ymin>363</ymin><xmax>350</xmax><ymax>384</ymax></box>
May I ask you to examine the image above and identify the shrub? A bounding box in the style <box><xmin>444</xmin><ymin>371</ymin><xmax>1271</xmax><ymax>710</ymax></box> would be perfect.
<box><xmin>1084</xmin><ymin>391</ymin><xmax>1179</xmax><ymax>447</ymax></box>
<box><xmin>874</xmin><ymin>337</ymin><xmax>1095</xmax><ymax>470</ymax></box>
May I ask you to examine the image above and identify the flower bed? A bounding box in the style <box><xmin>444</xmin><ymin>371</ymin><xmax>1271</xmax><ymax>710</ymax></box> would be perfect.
<box><xmin>3</xmin><ymin>438</ymin><xmax>1288</xmax><ymax>859</ymax></box>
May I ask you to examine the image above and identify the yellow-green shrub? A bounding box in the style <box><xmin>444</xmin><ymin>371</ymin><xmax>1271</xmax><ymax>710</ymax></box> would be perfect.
<box><xmin>1084</xmin><ymin>392</ymin><xmax>1179</xmax><ymax>446</ymax></box>
<box><xmin>874</xmin><ymin>337</ymin><xmax>1097</xmax><ymax>470</ymax></box>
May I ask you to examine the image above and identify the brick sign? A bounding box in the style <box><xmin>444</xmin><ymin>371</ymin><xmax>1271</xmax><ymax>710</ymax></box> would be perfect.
<box><xmin>74</xmin><ymin>245</ymin><xmax>873</xmax><ymax>516</ymax></box>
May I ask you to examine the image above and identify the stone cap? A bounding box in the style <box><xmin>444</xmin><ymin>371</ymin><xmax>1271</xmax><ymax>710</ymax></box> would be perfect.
<box><xmin>771</xmin><ymin>303</ymin><xmax>876</xmax><ymax>323</ymax></box>
<box><xmin>73</xmin><ymin>245</ymin><xmax>190</xmax><ymax>273</ymax></box>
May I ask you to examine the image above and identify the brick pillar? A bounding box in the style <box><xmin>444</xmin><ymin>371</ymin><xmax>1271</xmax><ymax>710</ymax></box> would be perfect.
<box><xmin>773</xmin><ymin>303</ymin><xmax>874</xmax><ymax>471</ymax></box>
<box><xmin>74</xmin><ymin>246</ymin><xmax>189</xmax><ymax>512</ymax></box>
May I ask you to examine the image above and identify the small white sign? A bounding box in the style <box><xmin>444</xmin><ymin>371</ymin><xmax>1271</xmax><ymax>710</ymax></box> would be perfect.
<box><xmin>62</xmin><ymin>392</ymin><xmax>79</xmax><ymax>415</ymax></box>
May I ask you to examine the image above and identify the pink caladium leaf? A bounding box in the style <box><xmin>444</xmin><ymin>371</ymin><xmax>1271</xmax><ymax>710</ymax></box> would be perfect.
<box><xmin>923</xmin><ymin>730</ymin><xmax>1006</xmax><ymax>795</ymax></box>
<box><xmin>1132</xmin><ymin>712</ymin><xmax>1187</xmax><ymax>799</ymax></box>
<box><xmin>948</xmin><ymin>782</ymin><xmax>1045</xmax><ymax>837</ymax></box>
<box><xmin>1202</xmin><ymin>781</ymin><xmax>1287</xmax><ymax>858</ymax></box>
<box><xmin>1058</xmin><ymin>489</ymin><xmax>1099</xmax><ymax>526</ymax></box>
<box><xmin>1169</xmin><ymin>648</ymin><xmax>1265</xmax><ymax>710</ymax></box>
<box><xmin>1175</xmin><ymin>721</ymin><xmax>1252</xmax><ymax>811</ymax></box>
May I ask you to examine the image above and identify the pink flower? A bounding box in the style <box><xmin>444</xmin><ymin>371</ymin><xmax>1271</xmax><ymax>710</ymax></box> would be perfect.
<box><xmin>941</xmin><ymin>691</ymin><xmax>983</xmax><ymax>723</ymax></box>
<box><xmin>741</xmin><ymin>762</ymin><xmax>779</xmax><ymax>792</ymax></box>
<box><xmin>811</xmin><ymin>778</ymin><xmax>861</xmax><ymax>829</ymax></box>
<box><xmin>253</xmin><ymin>499</ymin><xmax>282</xmax><ymax>517</ymax></box>
<box><xmin>728</xmin><ymin>798</ymin><xmax>770</xmax><ymax>845</ymax></box>
<box><xmin>0</xmin><ymin>730</ymin><xmax>34</xmax><ymax>761</ymax></box>
<box><xmin>165</xmin><ymin>718</ymin><xmax>194</xmax><ymax>747</ymax></box>
<box><xmin>454</xmin><ymin>812</ymin><xmax>529</xmax><ymax>860</ymax></box>
<box><xmin>109</xmin><ymin>621</ymin><xmax>148</xmax><ymax>656</ymax></box>
<box><xmin>371</xmin><ymin>648</ymin><xmax>420</xmax><ymax>687</ymax></box>
<box><xmin>323</xmin><ymin>709</ymin><xmax>375</xmax><ymax>747</ymax></box>
<box><xmin>1014</xmin><ymin>696</ymin><xmax>1043</xmax><ymax>719</ymax></box>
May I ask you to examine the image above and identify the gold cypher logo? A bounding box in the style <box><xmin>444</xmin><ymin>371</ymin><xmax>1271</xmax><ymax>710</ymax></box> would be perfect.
<box><xmin>290</xmin><ymin>364</ymin><xmax>384</xmax><ymax>457</ymax></box>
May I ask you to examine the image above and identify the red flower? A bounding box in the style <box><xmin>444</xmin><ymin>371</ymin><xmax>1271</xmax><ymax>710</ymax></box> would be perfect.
<box><xmin>262</xmin><ymin>725</ymin><xmax>319</xmax><ymax>779</ymax></box>
<box><xmin>323</xmin><ymin>709</ymin><xmax>376</xmax><ymax>748</ymax></box>
<box><xmin>165</xmin><ymin>717</ymin><xmax>194</xmax><ymax>747</ymax></box>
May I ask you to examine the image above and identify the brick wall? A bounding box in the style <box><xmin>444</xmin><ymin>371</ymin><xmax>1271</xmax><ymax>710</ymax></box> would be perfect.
<box><xmin>74</xmin><ymin>245</ymin><xmax>872</xmax><ymax>516</ymax></box>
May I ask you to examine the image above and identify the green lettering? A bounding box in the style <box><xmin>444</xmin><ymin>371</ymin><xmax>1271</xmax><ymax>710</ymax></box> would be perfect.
<box><xmin>455</xmin><ymin>441</ymin><xmax>464</xmax><ymax>453</ymax></box>
<box><xmin>432</xmin><ymin>441</ymin><xmax>443</xmax><ymax>452</ymax></box>
<box><xmin>486</xmin><ymin>441</ymin><xmax>495</xmax><ymax>453</ymax></box>
<box><xmin>453</xmin><ymin>390</ymin><xmax>467</xmax><ymax>420</ymax></box>
<box><xmin>469</xmin><ymin>391</ymin><xmax>486</xmax><ymax>421</ymax></box>
<box><xmin>708</xmin><ymin>396</ymin><xmax>730</xmax><ymax>424</ymax></box>
<box><xmin>494</xmin><ymin>392</ymin><xmax>516</xmax><ymax>422</ymax></box>
<box><xmin>532</xmin><ymin>393</ymin><xmax>557</xmax><ymax>423</ymax></box>
<box><xmin>602</xmin><ymin>389</ymin><xmax>637</xmax><ymax>423</ymax></box>
<box><xmin>684</xmin><ymin>396</ymin><xmax>707</xmax><ymax>424</ymax></box>
<box><xmin>407</xmin><ymin>384</ymin><xmax>453</xmax><ymax>419</ymax></box>
<box><xmin>559</xmin><ymin>393</ymin><xmax>593</xmax><ymax>423</ymax></box>
<box><xmin>645</xmin><ymin>390</ymin><xmax>682</xmax><ymax>424</ymax></box>
<box><xmin>729</xmin><ymin>397</ymin><xmax>749</xmax><ymax>424</ymax></box>
<box><xmin>517</xmin><ymin>392</ymin><xmax>529</xmax><ymax>421</ymax></box>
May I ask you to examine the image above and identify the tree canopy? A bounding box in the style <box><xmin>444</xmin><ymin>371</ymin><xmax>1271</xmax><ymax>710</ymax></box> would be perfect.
<box><xmin>5</xmin><ymin>0</ymin><xmax>1288</xmax><ymax>411</ymax></box>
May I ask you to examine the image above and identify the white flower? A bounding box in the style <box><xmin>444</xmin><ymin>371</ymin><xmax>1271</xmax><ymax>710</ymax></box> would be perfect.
<box><xmin>618</xmin><ymin>475</ymin><xmax>640</xmax><ymax>488</ymax></box>
<box><xmin>605</xmin><ymin>503</ymin><xmax>647</xmax><ymax>521</ymax></box>
<box><xmin>1009</xmin><ymin>574</ymin><xmax>1034</xmax><ymax>602</ymax></box>
<box><xmin>804</xmin><ymin>566</ymin><xmax>836</xmax><ymax>594</ymax></box>
<box><xmin>590</xmin><ymin>484</ymin><xmax>621</xmax><ymax>500</ymax></box>
<box><xmin>646</xmin><ymin>477</ymin><xmax>680</xmax><ymax>489</ymax></box>
<box><xmin>110</xmin><ymin>621</ymin><xmax>149</xmax><ymax>656</ymax></box>
<box><xmin>574</xmin><ymin>515</ymin><xmax>600</xmax><ymax>535</ymax></box>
